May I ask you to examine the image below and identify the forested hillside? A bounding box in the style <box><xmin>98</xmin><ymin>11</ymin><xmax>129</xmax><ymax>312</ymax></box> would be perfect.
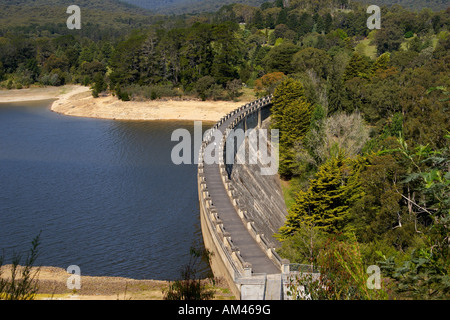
<box><xmin>0</xmin><ymin>0</ymin><xmax>156</xmax><ymax>37</ymax></box>
<box><xmin>120</xmin><ymin>0</ymin><xmax>181</xmax><ymax>11</ymax></box>
<box><xmin>358</xmin><ymin>0</ymin><xmax>450</xmax><ymax>11</ymax></box>
<box><xmin>2</xmin><ymin>0</ymin><xmax>144</xmax><ymax>12</ymax></box>
<box><xmin>123</xmin><ymin>0</ymin><xmax>449</xmax><ymax>13</ymax></box>
<box><xmin>122</xmin><ymin>0</ymin><xmax>268</xmax><ymax>14</ymax></box>
<box><xmin>1</xmin><ymin>0</ymin><xmax>449</xmax><ymax>299</ymax></box>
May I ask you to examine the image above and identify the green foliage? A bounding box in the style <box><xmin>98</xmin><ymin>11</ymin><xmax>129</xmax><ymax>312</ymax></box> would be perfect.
<box><xmin>92</xmin><ymin>73</ymin><xmax>107</xmax><ymax>98</ymax></box>
<box><xmin>277</xmin><ymin>220</ymin><xmax>328</xmax><ymax>265</ymax></box>
<box><xmin>262</xmin><ymin>42</ymin><xmax>299</xmax><ymax>74</ymax></box>
<box><xmin>193</xmin><ymin>76</ymin><xmax>224</xmax><ymax>101</ymax></box>
<box><xmin>271</xmin><ymin>77</ymin><xmax>306</xmax><ymax>127</ymax></box>
<box><xmin>226</xmin><ymin>79</ymin><xmax>243</xmax><ymax>100</ymax></box>
<box><xmin>163</xmin><ymin>247</ymin><xmax>215</xmax><ymax>300</ymax></box>
<box><xmin>371</xmin><ymin>52</ymin><xmax>390</xmax><ymax>74</ymax></box>
<box><xmin>0</xmin><ymin>233</ymin><xmax>41</xmax><ymax>300</ymax></box>
<box><xmin>271</xmin><ymin>78</ymin><xmax>312</xmax><ymax>179</ymax></box>
<box><xmin>211</xmin><ymin>24</ymin><xmax>242</xmax><ymax>85</ymax></box>
<box><xmin>387</xmin><ymin>248</ymin><xmax>450</xmax><ymax>299</ymax></box>
<box><xmin>374</xmin><ymin>19</ymin><xmax>404</xmax><ymax>55</ymax></box>
<box><xmin>350</xmin><ymin>153</ymin><xmax>406</xmax><ymax>244</ymax></box>
<box><xmin>278</xmin><ymin>152</ymin><xmax>365</xmax><ymax>238</ymax></box>
<box><xmin>405</xmin><ymin>31</ymin><xmax>414</xmax><ymax>39</ymax></box>
<box><xmin>364</xmin><ymin>136</ymin><xmax>450</xmax><ymax>299</ymax></box>
<box><xmin>122</xmin><ymin>84</ymin><xmax>180</xmax><ymax>101</ymax></box>
<box><xmin>278</xmin><ymin>99</ymin><xmax>312</xmax><ymax>150</ymax></box>
<box><xmin>343</xmin><ymin>52</ymin><xmax>371</xmax><ymax>81</ymax></box>
<box><xmin>109</xmin><ymin>31</ymin><xmax>147</xmax><ymax>86</ymax></box>
<box><xmin>356</xmin><ymin>0</ymin><xmax>449</xmax><ymax>12</ymax></box>
<box><xmin>287</xmin><ymin>234</ymin><xmax>389</xmax><ymax>300</ymax></box>
<box><xmin>0</xmin><ymin>0</ymin><xmax>154</xmax><ymax>38</ymax></box>
<box><xmin>114</xmin><ymin>85</ymin><xmax>130</xmax><ymax>101</ymax></box>
<box><xmin>194</xmin><ymin>76</ymin><xmax>216</xmax><ymax>101</ymax></box>
<box><xmin>291</xmin><ymin>47</ymin><xmax>331</xmax><ymax>79</ymax></box>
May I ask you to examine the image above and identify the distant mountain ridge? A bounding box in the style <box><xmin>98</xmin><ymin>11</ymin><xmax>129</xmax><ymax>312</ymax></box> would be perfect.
<box><xmin>119</xmin><ymin>0</ymin><xmax>180</xmax><ymax>11</ymax></box>
<box><xmin>122</xmin><ymin>0</ymin><xmax>449</xmax><ymax>14</ymax></box>
<box><xmin>2</xmin><ymin>0</ymin><xmax>446</xmax><ymax>17</ymax></box>
<box><xmin>357</xmin><ymin>0</ymin><xmax>449</xmax><ymax>12</ymax></box>
<box><xmin>1</xmin><ymin>0</ymin><xmax>150</xmax><ymax>14</ymax></box>
<box><xmin>121</xmin><ymin>0</ymin><xmax>268</xmax><ymax>14</ymax></box>
<box><xmin>0</xmin><ymin>0</ymin><xmax>154</xmax><ymax>31</ymax></box>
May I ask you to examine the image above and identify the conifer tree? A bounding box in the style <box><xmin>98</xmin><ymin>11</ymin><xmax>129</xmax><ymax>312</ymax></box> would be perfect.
<box><xmin>279</xmin><ymin>99</ymin><xmax>312</xmax><ymax>149</ymax></box>
<box><xmin>276</xmin><ymin>9</ymin><xmax>288</xmax><ymax>25</ymax></box>
<box><xmin>371</xmin><ymin>52</ymin><xmax>390</xmax><ymax>74</ymax></box>
<box><xmin>253</xmin><ymin>9</ymin><xmax>264</xmax><ymax>29</ymax></box>
<box><xmin>343</xmin><ymin>52</ymin><xmax>370</xmax><ymax>81</ymax></box>
<box><xmin>271</xmin><ymin>77</ymin><xmax>305</xmax><ymax>125</ymax></box>
<box><xmin>278</xmin><ymin>152</ymin><xmax>365</xmax><ymax>238</ymax></box>
<box><xmin>271</xmin><ymin>78</ymin><xmax>311</xmax><ymax>179</ymax></box>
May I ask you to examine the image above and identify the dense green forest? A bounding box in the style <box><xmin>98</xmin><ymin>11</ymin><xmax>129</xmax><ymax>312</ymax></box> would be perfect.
<box><xmin>1</xmin><ymin>0</ymin><xmax>449</xmax><ymax>299</ymax></box>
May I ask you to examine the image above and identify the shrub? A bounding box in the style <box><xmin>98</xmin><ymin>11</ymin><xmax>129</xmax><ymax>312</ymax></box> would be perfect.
<box><xmin>405</xmin><ymin>31</ymin><xmax>414</xmax><ymax>39</ymax></box>
<box><xmin>0</xmin><ymin>233</ymin><xmax>41</xmax><ymax>300</ymax></box>
<box><xmin>254</xmin><ymin>72</ymin><xmax>285</xmax><ymax>96</ymax></box>
<box><xmin>163</xmin><ymin>247</ymin><xmax>215</xmax><ymax>300</ymax></box>
<box><xmin>287</xmin><ymin>234</ymin><xmax>389</xmax><ymax>300</ymax></box>
<box><xmin>115</xmin><ymin>85</ymin><xmax>130</xmax><ymax>101</ymax></box>
<box><xmin>122</xmin><ymin>84</ymin><xmax>179</xmax><ymax>101</ymax></box>
<box><xmin>194</xmin><ymin>76</ymin><xmax>216</xmax><ymax>101</ymax></box>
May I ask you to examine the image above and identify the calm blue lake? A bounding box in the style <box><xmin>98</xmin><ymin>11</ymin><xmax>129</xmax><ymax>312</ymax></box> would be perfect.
<box><xmin>0</xmin><ymin>99</ymin><xmax>209</xmax><ymax>280</ymax></box>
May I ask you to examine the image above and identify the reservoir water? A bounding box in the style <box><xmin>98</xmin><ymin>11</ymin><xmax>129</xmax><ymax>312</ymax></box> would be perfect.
<box><xmin>0</xmin><ymin>99</ymin><xmax>210</xmax><ymax>280</ymax></box>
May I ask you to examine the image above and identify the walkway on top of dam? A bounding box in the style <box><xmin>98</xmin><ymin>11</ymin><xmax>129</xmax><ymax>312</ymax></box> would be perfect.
<box><xmin>202</xmin><ymin>104</ymin><xmax>280</xmax><ymax>275</ymax></box>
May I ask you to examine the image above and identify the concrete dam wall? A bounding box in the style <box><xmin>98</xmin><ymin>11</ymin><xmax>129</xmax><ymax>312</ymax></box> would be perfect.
<box><xmin>229</xmin><ymin>118</ymin><xmax>288</xmax><ymax>248</ymax></box>
<box><xmin>197</xmin><ymin>96</ymin><xmax>294</xmax><ymax>299</ymax></box>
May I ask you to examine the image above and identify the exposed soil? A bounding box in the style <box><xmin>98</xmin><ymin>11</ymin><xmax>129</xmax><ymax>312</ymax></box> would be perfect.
<box><xmin>0</xmin><ymin>265</ymin><xmax>235</xmax><ymax>300</ymax></box>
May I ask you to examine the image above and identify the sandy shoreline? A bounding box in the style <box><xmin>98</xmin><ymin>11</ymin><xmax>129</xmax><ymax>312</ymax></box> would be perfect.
<box><xmin>0</xmin><ymin>85</ymin><xmax>249</xmax><ymax>122</ymax></box>
<box><xmin>0</xmin><ymin>265</ymin><xmax>233</xmax><ymax>300</ymax></box>
<box><xmin>0</xmin><ymin>86</ymin><xmax>66</xmax><ymax>102</ymax></box>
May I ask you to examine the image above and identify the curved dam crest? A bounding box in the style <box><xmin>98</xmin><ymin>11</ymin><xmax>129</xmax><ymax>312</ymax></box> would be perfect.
<box><xmin>198</xmin><ymin>96</ymin><xmax>295</xmax><ymax>300</ymax></box>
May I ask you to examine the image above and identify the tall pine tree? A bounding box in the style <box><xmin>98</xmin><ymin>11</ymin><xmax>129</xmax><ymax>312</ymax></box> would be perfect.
<box><xmin>271</xmin><ymin>78</ymin><xmax>312</xmax><ymax>179</ymax></box>
<box><xmin>343</xmin><ymin>52</ymin><xmax>370</xmax><ymax>81</ymax></box>
<box><xmin>278</xmin><ymin>151</ymin><xmax>365</xmax><ymax>238</ymax></box>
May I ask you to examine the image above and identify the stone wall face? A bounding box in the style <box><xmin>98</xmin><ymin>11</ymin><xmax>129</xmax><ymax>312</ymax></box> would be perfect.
<box><xmin>230</xmin><ymin>119</ymin><xmax>287</xmax><ymax>247</ymax></box>
<box><xmin>230</xmin><ymin>163</ymin><xmax>287</xmax><ymax>247</ymax></box>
